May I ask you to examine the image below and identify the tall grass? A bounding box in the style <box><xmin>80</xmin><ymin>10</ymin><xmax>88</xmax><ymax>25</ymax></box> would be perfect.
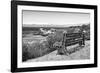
<box><xmin>22</xmin><ymin>41</ymin><xmax>49</xmax><ymax>61</ymax></box>
<box><xmin>22</xmin><ymin>42</ymin><xmax>30</xmax><ymax>61</ymax></box>
<box><xmin>28</xmin><ymin>42</ymin><xmax>48</xmax><ymax>58</ymax></box>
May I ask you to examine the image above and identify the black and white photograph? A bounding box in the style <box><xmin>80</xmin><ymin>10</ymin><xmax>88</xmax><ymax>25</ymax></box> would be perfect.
<box><xmin>22</xmin><ymin>10</ymin><xmax>90</xmax><ymax>62</ymax></box>
<box><xmin>11</xmin><ymin>1</ymin><xmax>97</xmax><ymax>72</ymax></box>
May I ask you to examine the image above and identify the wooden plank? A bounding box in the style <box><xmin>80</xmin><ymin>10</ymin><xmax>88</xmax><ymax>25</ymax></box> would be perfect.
<box><xmin>65</xmin><ymin>39</ymin><xmax>82</xmax><ymax>46</ymax></box>
<box><xmin>66</xmin><ymin>37</ymin><xmax>83</xmax><ymax>40</ymax></box>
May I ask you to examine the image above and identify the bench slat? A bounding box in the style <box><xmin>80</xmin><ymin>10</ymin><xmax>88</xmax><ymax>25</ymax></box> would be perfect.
<box><xmin>65</xmin><ymin>39</ymin><xmax>82</xmax><ymax>46</ymax></box>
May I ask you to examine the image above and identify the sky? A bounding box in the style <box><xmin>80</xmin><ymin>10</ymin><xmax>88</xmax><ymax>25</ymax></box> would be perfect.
<box><xmin>22</xmin><ymin>10</ymin><xmax>90</xmax><ymax>27</ymax></box>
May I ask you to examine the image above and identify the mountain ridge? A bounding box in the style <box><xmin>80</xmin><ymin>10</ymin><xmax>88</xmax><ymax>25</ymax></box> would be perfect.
<box><xmin>23</xmin><ymin>23</ymin><xmax>89</xmax><ymax>27</ymax></box>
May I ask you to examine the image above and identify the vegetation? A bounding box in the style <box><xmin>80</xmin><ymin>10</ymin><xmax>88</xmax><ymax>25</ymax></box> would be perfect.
<box><xmin>22</xmin><ymin>42</ymin><xmax>30</xmax><ymax>61</ymax></box>
<box><xmin>22</xmin><ymin>41</ymin><xmax>48</xmax><ymax>61</ymax></box>
<box><xmin>22</xmin><ymin>24</ymin><xmax>90</xmax><ymax>61</ymax></box>
<box><xmin>46</xmin><ymin>31</ymin><xmax>63</xmax><ymax>49</ymax></box>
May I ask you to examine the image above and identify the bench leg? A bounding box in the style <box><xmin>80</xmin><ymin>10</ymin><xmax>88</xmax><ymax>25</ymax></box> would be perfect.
<box><xmin>79</xmin><ymin>41</ymin><xmax>82</xmax><ymax>46</ymax></box>
<box><xmin>56</xmin><ymin>47</ymin><xmax>69</xmax><ymax>56</ymax></box>
<box><xmin>64</xmin><ymin>47</ymin><xmax>70</xmax><ymax>55</ymax></box>
<box><xmin>82</xmin><ymin>33</ymin><xmax>85</xmax><ymax>46</ymax></box>
<box><xmin>82</xmin><ymin>40</ymin><xmax>85</xmax><ymax>46</ymax></box>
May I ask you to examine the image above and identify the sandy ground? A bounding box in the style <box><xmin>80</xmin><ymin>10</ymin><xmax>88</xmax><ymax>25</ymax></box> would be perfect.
<box><xmin>26</xmin><ymin>41</ymin><xmax>90</xmax><ymax>62</ymax></box>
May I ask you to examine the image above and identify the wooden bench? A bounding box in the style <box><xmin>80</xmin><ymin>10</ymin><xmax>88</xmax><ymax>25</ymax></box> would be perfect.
<box><xmin>57</xmin><ymin>32</ymin><xmax>85</xmax><ymax>55</ymax></box>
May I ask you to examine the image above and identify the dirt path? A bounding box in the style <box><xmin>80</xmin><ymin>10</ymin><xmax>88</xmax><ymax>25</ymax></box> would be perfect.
<box><xmin>26</xmin><ymin>41</ymin><xmax>90</xmax><ymax>62</ymax></box>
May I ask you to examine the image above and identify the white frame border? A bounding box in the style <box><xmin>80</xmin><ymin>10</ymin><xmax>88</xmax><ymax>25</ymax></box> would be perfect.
<box><xmin>17</xmin><ymin>5</ymin><xmax>94</xmax><ymax>68</ymax></box>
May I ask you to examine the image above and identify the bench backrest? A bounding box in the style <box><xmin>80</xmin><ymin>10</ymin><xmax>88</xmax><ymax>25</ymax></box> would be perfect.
<box><xmin>62</xmin><ymin>32</ymin><xmax>84</xmax><ymax>47</ymax></box>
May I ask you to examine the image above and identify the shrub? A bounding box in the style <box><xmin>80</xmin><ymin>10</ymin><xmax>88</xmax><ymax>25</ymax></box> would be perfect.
<box><xmin>84</xmin><ymin>31</ymin><xmax>90</xmax><ymax>40</ymax></box>
<box><xmin>46</xmin><ymin>31</ymin><xmax>63</xmax><ymax>50</ymax></box>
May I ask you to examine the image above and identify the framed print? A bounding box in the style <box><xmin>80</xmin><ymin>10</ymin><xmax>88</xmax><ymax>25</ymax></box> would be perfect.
<box><xmin>11</xmin><ymin>1</ymin><xmax>97</xmax><ymax>72</ymax></box>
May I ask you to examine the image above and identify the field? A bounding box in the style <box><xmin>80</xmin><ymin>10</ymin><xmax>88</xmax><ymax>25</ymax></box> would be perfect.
<box><xmin>22</xmin><ymin>24</ymin><xmax>90</xmax><ymax>62</ymax></box>
<box><xmin>23</xmin><ymin>35</ymin><xmax>46</xmax><ymax>44</ymax></box>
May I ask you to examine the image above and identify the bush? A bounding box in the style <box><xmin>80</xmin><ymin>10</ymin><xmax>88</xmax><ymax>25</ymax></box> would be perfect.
<box><xmin>84</xmin><ymin>31</ymin><xmax>90</xmax><ymax>40</ymax></box>
<box><xmin>46</xmin><ymin>31</ymin><xmax>63</xmax><ymax>49</ymax></box>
